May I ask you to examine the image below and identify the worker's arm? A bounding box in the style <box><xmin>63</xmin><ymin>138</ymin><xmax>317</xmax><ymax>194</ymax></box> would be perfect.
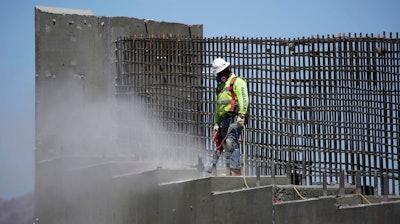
<box><xmin>233</xmin><ymin>78</ymin><xmax>249</xmax><ymax>116</ymax></box>
<box><xmin>214</xmin><ymin>101</ymin><xmax>222</xmax><ymax>124</ymax></box>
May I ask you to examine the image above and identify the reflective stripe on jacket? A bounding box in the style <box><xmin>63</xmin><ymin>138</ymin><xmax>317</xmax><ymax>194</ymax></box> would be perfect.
<box><xmin>215</xmin><ymin>73</ymin><xmax>249</xmax><ymax>123</ymax></box>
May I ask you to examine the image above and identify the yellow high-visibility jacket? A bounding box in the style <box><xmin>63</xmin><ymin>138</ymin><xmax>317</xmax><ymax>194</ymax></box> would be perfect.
<box><xmin>215</xmin><ymin>73</ymin><xmax>249</xmax><ymax>123</ymax></box>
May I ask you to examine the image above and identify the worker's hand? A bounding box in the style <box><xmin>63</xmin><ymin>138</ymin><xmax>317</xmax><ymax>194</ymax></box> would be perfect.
<box><xmin>237</xmin><ymin>114</ymin><xmax>245</xmax><ymax>127</ymax></box>
<box><xmin>213</xmin><ymin>123</ymin><xmax>219</xmax><ymax>132</ymax></box>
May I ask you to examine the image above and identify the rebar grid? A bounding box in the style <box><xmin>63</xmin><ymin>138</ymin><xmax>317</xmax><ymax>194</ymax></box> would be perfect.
<box><xmin>115</xmin><ymin>33</ymin><xmax>400</xmax><ymax>195</ymax></box>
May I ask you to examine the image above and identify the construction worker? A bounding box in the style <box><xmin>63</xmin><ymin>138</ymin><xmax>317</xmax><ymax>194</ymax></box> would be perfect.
<box><xmin>210</xmin><ymin>57</ymin><xmax>249</xmax><ymax>176</ymax></box>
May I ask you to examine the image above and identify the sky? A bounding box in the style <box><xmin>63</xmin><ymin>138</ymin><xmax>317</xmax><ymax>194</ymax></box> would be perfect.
<box><xmin>0</xmin><ymin>0</ymin><xmax>399</xmax><ymax>199</ymax></box>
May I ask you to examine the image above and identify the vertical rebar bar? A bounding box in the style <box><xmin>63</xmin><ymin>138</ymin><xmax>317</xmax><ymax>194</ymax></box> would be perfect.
<box><xmin>271</xmin><ymin>160</ymin><xmax>276</xmax><ymax>186</ymax></box>
<box><xmin>339</xmin><ymin>169</ymin><xmax>345</xmax><ymax>196</ymax></box>
<box><xmin>256</xmin><ymin>159</ymin><xmax>261</xmax><ymax>187</ymax></box>
<box><xmin>286</xmin><ymin>163</ymin><xmax>291</xmax><ymax>185</ymax></box>
<box><xmin>323</xmin><ymin>171</ymin><xmax>327</xmax><ymax>196</ymax></box>
<box><xmin>356</xmin><ymin>170</ymin><xmax>361</xmax><ymax>194</ymax></box>
<box><xmin>383</xmin><ymin>173</ymin><xmax>389</xmax><ymax>201</ymax></box>
<box><xmin>374</xmin><ymin>170</ymin><xmax>379</xmax><ymax>196</ymax></box>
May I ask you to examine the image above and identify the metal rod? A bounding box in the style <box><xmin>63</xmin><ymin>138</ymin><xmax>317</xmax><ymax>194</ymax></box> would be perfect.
<box><xmin>356</xmin><ymin>170</ymin><xmax>361</xmax><ymax>194</ymax></box>
<box><xmin>256</xmin><ymin>159</ymin><xmax>261</xmax><ymax>187</ymax></box>
<box><xmin>383</xmin><ymin>173</ymin><xmax>389</xmax><ymax>201</ymax></box>
<box><xmin>271</xmin><ymin>160</ymin><xmax>276</xmax><ymax>186</ymax></box>
<box><xmin>323</xmin><ymin>171</ymin><xmax>327</xmax><ymax>196</ymax></box>
<box><xmin>339</xmin><ymin>170</ymin><xmax>345</xmax><ymax>196</ymax></box>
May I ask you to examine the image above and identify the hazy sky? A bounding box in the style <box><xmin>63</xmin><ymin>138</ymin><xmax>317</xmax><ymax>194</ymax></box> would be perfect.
<box><xmin>0</xmin><ymin>0</ymin><xmax>399</xmax><ymax>199</ymax></box>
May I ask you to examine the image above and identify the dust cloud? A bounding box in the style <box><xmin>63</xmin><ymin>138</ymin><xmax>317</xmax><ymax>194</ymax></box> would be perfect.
<box><xmin>37</xmin><ymin>77</ymin><xmax>199</xmax><ymax>171</ymax></box>
<box><xmin>35</xmin><ymin>76</ymin><xmax>202</xmax><ymax>223</ymax></box>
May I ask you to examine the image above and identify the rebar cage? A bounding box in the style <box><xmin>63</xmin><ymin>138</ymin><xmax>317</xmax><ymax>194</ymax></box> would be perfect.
<box><xmin>115</xmin><ymin>33</ymin><xmax>400</xmax><ymax>195</ymax></box>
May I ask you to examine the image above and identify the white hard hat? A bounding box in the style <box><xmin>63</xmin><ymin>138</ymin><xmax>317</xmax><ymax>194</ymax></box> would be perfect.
<box><xmin>212</xmin><ymin>58</ymin><xmax>230</xmax><ymax>74</ymax></box>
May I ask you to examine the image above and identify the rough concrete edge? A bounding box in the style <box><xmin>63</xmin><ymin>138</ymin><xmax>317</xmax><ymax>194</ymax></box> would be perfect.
<box><xmin>35</xmin><ymin>5</ymin><xmax>94</xmax><ymax>16</ymax></box>
<box><xmin>159</xmin><ymin>178</ymin><xmax>199</xmax><ymax>186</ymax></box>
<box><xmin>212</xmin><ymin>185</ymin><xmax>273</xmax><ymax>195</ymax></box>
<box><xmin>143</xmin><ymin>19</ymin><xmax>202</xmax><ymax>30</ymax></box>
<box><xmin>273</xmin><ymin>195</ymin><xmax>337</xmax><ymax>204</ymax></box>
<box><xmin>35</xmin><ymin>5</ymin><xmax>202</xmax><ymax>28</ymax></box>
<box><xmin>338</xmin><ymin>198</ymin><xmax>400</xmax><ymax>209</ymax></box>
<box><xmin>110</xmin><ymin>166</ymin><xmax>165</xmax><ymax>179</ymax></box>
<box><xmin>68</xmin><ymin>161</ymin><xmax>157</xmax><ymax>171</ymax></box>
<box><xmin>158</xmin><ymin>175</ymin><xmax>210</xmax><ymax>186</ymax></box>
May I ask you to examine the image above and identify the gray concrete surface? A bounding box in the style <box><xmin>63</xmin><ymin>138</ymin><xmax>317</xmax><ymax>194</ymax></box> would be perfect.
<box><xmin>34</xmin><ymin>6</ymin><xmax>400</xmax><ymax>224</ymax></box>
<box><xmin>34</xmin><ymin>6</ymin><xmax>202</xmax><ymax>223</ymax></box>
<box><xmin>274</xmin><ymin>195</ymin><xmax>400</xmax><ymax>224</ymax></box>
<box><xmin>35</xmin><ymin>5</ymin><xmax>202</xmax><ymax>162</ymax></box>
<box><xmin>35</xmin><ymin>163</ymin><xmax>400</xmax><ymax>224</ymax></box>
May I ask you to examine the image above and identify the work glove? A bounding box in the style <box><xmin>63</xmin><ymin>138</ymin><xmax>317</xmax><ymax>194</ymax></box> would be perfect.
<box><xmin>213</xmin><ymin>123</ymin><xmax>219</xmax><ymax>132</ymax></box>
<box><xmin>237</xmin><ymin>114</ymin><xmax>245</xmax><ymax>127</ymax></box>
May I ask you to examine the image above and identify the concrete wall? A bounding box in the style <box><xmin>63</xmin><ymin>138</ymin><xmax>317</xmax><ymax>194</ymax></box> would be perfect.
<box><xmin>39</xmin><ymin>166</ymin><xmax>275</xmax><ymax>224</ymax></box>
<box><xmin>274</xmin><ymin>197</ymin><xmax>338</xmax><ymax>224</ymax></box>
<box><xmin>153</xmin><ymin>177</ymin><xmax>274</xmax><ymax>224</ymax></box>
<box><xmin>34</xmin><ymin>5</ymin><xmax>202</xmax><ymax>222</ymax></box>
<box><xmin>35</xmin><ymin>163</ymin><xmax>400</xmax><ymax>224</ymax></box>
<box><xmin>336</xmin><ymin>202</ymin><xmax>400</xmax><ymax>224</ymax></box>
<box><xmin>274</xmin><ymin>196</ymin><xmax>400</xmax><ymax>224</ymax></box>
<box><xmin>35</xmin><ymin>5</ymin><xmax>202</xmax><ymax>161</ymax></box>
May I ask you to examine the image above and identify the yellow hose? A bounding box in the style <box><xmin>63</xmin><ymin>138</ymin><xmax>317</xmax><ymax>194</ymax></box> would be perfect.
<box><xmin>352</xmin><ymin>194</ymin><xmax>371</xmax><ymax>204</ymax></box>
<box><xmin>292</xmin><ymin>184</ymin><xmax>306</xmax><ymax>200</ymax></box>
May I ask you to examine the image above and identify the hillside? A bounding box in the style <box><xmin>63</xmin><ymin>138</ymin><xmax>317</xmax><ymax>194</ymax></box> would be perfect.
<box><xmin>0</xmin><ymin>192</ymin><xmax>34</xmax><ymax>224</ymax></box>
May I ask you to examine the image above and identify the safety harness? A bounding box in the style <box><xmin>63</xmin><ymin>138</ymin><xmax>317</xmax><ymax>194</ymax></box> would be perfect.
<box><xmin>216</xmin><ymin>77</ymin><xmax>237</xmax><ymax>113</ymax></box>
